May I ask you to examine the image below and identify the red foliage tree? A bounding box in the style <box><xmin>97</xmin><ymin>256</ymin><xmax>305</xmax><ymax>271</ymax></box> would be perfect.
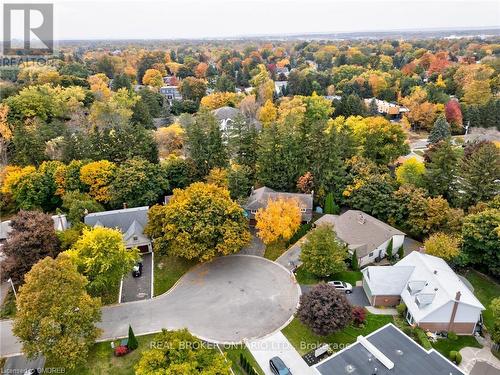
<box><xmin>352</xmin><ymin>306</ymin><xmax>367</xmax><ymax>325</ymax></box>
<box><xmin>445</xmin><ymin>100</ymin><xmax>463</xmax><ymax>131</ymax></box>
<box><xmin>297</xmin><ymin>172</ymin><xmax>314</xmax><ymax>194</ymax></box>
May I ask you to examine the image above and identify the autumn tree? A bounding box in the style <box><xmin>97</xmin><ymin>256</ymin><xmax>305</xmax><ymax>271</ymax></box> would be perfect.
<box><xmin>0</xmin><ymin>103</ymin><xmax>11</xmax><ymax>165</ymax></box>
<box><xmin>206</xmin><ymin>167</ymin><xmax>229</xmax><ymax>188</ymax></box>
<box><xmin>67</xmin><ymin>227</ymin><xmax>139</xmax><ymax>296</ymax></box>
<box><xmin>12</xmin><ymin>255</ymin><xmax>101</xmax><ymax>369</ymax></box>
<box><xmin>401</xmin><ymin>87</ymin><xmax>438</xmax><ymax>131</ymax></box>
<box><xmin>257</xmin><ymin>99</ymin><xmax>278</xmax><ymax>125</ymax></box>
<box><xmin>135</xmin><ymin>329</ymin><xmax>231</xmax><ymax>375</ymax></box>
<box><xmin>428</xmin><ymin>115</ymin><xmax>451</xmax><ymax>144</ymax></box>
<box><xmin>200</xmin><ymin>92</ymin><xmax>240</xmax><ymax>110</ymax></box>
<box><xmin>145</xmin><ymin>182</ymin><xmax>250</xmax><ymax>261</ymax></box>
<box><xmin>154</xmin><ymin>124</ymin><xmax>185</xmax><ymax>158</ymax></box>
<box><xmin>110</xmin><ymin>157</ymin><xmax>169</xmax><ymax>208</ymax></box>
<box><xmin>490</xmin><ymin>298</ymin><xmax>500</xmax><ymax>345</ymax></box>
<box><xmin>297</xmin><ymin>172</ymin><xmax>314</xmax><ymax>194</ymax></box>
<box><xmin>255</xmin><ymin>198</ymin><xmax>301</xmax><ymax>244</ymax></box>
<box><xmin>444</xmin><ymin>100</ymin><xmax>463</xmax><ymax>132</ymax></box>
<box><xmin>79</xmin><ymin>160</ymin><xmax>117</xmax><ymax>203</ymax></box>
<box><xmin>424</xmin><ymin>232</ymin><xmax>461</xmax><ymax>261</ymax></box>
<box><xmin>62</xmin><ymin>191</ymin><xmax>103</xmax><ymax>224</ymax></box>
<box><xmin>297</xmin><ymin>283</ymin><xmax>352</xmax><ymax>336</ymax></box>
<box><xmin>142</xmin><ymin>69</ymin><xmax>164</xmax><ymax>88</ymax></box>
<box><xmin>0</xmin><ymin>210</ymin><xmax>61</xmax><ymax>284</ymax></box>
<box><xmin>300</xmin><ymin>225</ymin><xmax>348</xmax><ymax>277</ymax></box>
<box><xmin>395</xmin><ymin>157</ymin><xmax>426</xmax><ymax>187</ymax></box>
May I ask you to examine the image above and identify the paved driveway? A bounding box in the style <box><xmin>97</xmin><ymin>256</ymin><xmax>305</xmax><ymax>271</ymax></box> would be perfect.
<box><xmin>0</xmin><ymin>255</ymin><xmax>300</xmax><ymax>356</ymax></box>
<box><xmin>247</xmin><ymin>331</ymin><xmax>312</xmax><ymax>375</ymax></box>
<box><xmin>3</xmin><ymin>354</ymin><xmax>45</xmax><ymax>373</ymax></box>
<box><xmin>239</xmin><ymin>228</ymin><xmax>265</xmax><ymax>257</ymax></box>
<box><xmin>300</xmin><ymin>285</ymin><xmax>369</xmax><ymax>306</ymax></box>
<box><xmin>120</xmin><ymin>253</ymin><xmax>153</xmax><ymax>303</ymax></box>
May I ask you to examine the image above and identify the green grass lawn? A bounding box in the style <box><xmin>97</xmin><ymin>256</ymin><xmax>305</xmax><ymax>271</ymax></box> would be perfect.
<box><xmin>282</xmin><ymin>313</ymin><xmax>394</xmax><ymax>355</ymax></box>
<box><xmin>462</xmin><ymin>269</ymin><xmax>500</xmax><ymax>332</ymax></box>
<box><xmin>264</xmin><ymin>241</ymin><xmax>287</xmax><ymax>261</ymax></box>
<box><xmin>0</xmin><ymin>290</ymin><xmax>17</xmax><ymax>319</ymax></box>
<box><xmin>154</xmin><ymin>254</ymin><xmax>197</xmax><ymax>296</ymax></box>
<box><xmin>432</xmin><ymin>336</ymin><xmax>482</xmax><ymax>357</ymax></box>
<box><xmin>224</xmin><ymin>344</ymin><xmax>264</xmax><ymax>375</ymax></box>
<box><xmin>45</xmin><ymin>333</ymin><xmax>157</xmax><ymax>375</ymax></box>
<box><xmin>295</xmin><ymin>267</ymin><xmax>362</xmax><ymax>286</ymax></box>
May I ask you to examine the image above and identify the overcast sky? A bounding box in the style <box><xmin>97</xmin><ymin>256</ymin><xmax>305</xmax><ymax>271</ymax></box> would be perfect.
<box><xmin>4</xmin><ymin>0</ymin><xmax>500</xmax><ymax>40</ymax></box>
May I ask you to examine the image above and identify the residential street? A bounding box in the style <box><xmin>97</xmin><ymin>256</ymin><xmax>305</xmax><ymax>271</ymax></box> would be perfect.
<box><xmin>247</xmin><ymin>331</ymin><xmax>312</xmax><ymax>375</ymax></box>
<box><xmin>0</xmin><ymin>255</ymin><xmax>300</xmax><ymax>357</ymax></box>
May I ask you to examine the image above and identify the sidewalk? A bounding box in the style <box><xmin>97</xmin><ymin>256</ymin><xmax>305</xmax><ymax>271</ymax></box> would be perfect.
<box><xmin>365</xmin><ymin>306</ymin><xmax>398</xmax><ymax>315</ymax></box>
<box><xmin>459</xmin><ymin>346</ymin><xmax>500</xmax><ymax>374</ymax></box>
<box><xmin>247</xmin><ymin>331</ymin><xmax>312</xmax><ymax>375</ymax></box>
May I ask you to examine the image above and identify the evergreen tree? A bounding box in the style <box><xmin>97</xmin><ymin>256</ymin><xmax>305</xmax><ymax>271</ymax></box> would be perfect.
<box><xmin>428</xmin><ymin>115</ymin><xmax>451</xmax><ymax>144</ymax></box>
<box><xmin>369</xmin><ymin>98</ymin><xmax>378</xmax><ymax>115</ymax></box>
<box><xmin>385</xmin><ymin>238</ymin><xmax>393</xmax><ymax>259</ymax></box>
<box><xmin>227</xmin><ymin>115</ymin><xmax>258</xmax><ymax>171</ymax></box>
<box><xmin>111</xmin><ymin>74</ymin><xmax>132</xmax><ymax>91</ymax></box>
<box><xmin>424</xmin><ymin>140</ymin><xmax>459</xmax><ymax>202</ymax></box>
<box><xmin>127</xmin><ymin>325</ymin><xmax>138</xmax><ymax>351</ymax></box>
<box><xmin>460</xmin><ymin>142</ymin><xmax>500</xmax><ymax>208</ymax></box>
<box><xmin>131</xmin><ymin>100</ymin><xmax>154</xmax><ymax>129</ymax></box>
<box><xmin>397</xmin><ymin>246</ymin><xmax>404</xmax><ymax>259</ymax></box>
<box><xmin>351</xmin><ymin>250</ymin><xmax>359</xmax><ymax>271</ymax></box>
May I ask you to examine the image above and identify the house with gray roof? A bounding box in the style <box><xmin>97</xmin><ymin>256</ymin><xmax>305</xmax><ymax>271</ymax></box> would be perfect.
<box><xmin>363</xmin><ymin>252</ymin><xmax>485</xmax><ymax>334</ymax></box>
<box><xmin>315</xmin><ymin>210</ymin><xmax>405</xmax><ymax>267</ymax></box>
<box><xmin>314</xmin><ymin>323</ymin><xmax>465</xmax><ymax>375</ymax></box>
<box><xmin>84</xmin><ymin>206</ymin><xmax>152</xmax><ymax>252</ymax></box>
<box><xmin>244</xmin><ymin>186</ymin><xmax>313</xmax><ymax>223</ymax></box>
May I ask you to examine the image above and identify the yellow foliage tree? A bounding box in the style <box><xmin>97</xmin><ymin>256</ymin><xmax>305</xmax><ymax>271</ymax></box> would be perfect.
<box><xmin>0</xmin><ymin>165</ymin><xmax>36</xmax><ymax>195</ymax></box>
<box><xmin>200</xmin><ymin>92</ymin><xmax>241</xmax><ymax>110</ymax></box>
<box><xmin>142</xmin><ymin>69</ymin><xmax>164</xmax><ymax>88</ymax></box>
<box><xmin>395</xmin><ymin>157</ymin><xmax>426</xmax><ymax>187</ymax></box>
<box><xmin>88</xmin><ymin>73</ymin><xmax>111</xmax><ymax>100</ymax></box>
<box><xmin>79</xmin><ymin>160</ymin><xmax>117</xmax><ymax>203</ymax></box>
<box><xmin>206</xmin><ymin>167</ymin><xmax>228</xmax><ymax>188</ymax></box>
<box><xmin>255</xmin><ymin>198</ymin><xmax>301</xmax><ymax>244</ymax></box>
<box><xmin>0</xmin><ymin>104</ymin><xmax>11</xmax><ymax>163</ymax></box>
<box><xmin>424</xmin><ymin>232</ymin><xmax>461</xmax><ymax>261</ymax></box>
<box><xmin>154</xmin><ymin>124</ymin><xmax>185</xmax><ymax>158</ymax></box>
<box><xmin>257</xmin><ymin>99</ymin><xmax>278</xmax><ymax>125</ymax></box>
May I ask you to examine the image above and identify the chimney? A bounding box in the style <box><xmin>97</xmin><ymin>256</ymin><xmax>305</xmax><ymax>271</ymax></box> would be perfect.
<box><xmin>434</xmin><ymin>270</ymin><xmax>438</xmax><ymax>275</ymax></box>
<box><xmin>455</xmin><ymin>291</ymin><xmax>461</xmax><ymax>301</ymax></box>
<box><xmin>358</xmin><ymin>213</ymin><xmax>366</xmax><ymax>224</ymax></box>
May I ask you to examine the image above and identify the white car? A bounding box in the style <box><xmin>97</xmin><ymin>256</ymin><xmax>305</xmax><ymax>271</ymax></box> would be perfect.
<box><xmin>328</xmin><ymin>280</ymin><xmax>353</xmax><ymax>294</ymax></box>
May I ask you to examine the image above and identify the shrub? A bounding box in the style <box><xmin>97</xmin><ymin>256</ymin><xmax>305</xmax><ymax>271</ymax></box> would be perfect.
<box><xmin>351</xmin><ymin>250</ymin><xmax>359</xmax><ymax>271</ymax></box>
<box><xmin>114</xmin><ymin>345</ymin><xmax>129</xmax><ymax>357</ymax></box>
<box><xmin>352</xmin><ymin>306</ymin><xmax>366</xmax><ymax>325</ymax></box>
<box><xmin>449</xmin><ymin>350</ymin><xmax>461</xmax><ymax>364</ymax></box>
<box><xmin>448</xmin><ymin>331</ymin><xmax>458</xmax><ymax>341</ymax></box>
<box><xmin>415</xmin><ymin>329</ymin><xmax>432</xmax><ymax>350</ymax></box>
<box><xmin>127</xmin><ymin>325</ymin><xmax>138</xmax><ymax>351</ymax></box>
<box><xmin>396</xmin><ymin>303</ymin><xmax>406</xmax><ymax>317</ymax></box>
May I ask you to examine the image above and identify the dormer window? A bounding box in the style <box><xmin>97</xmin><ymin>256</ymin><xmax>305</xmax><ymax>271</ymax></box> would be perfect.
<box><xmin>133</xmin><ymin>235</ymin><xmax>138</xmax><ymax>241</ymax></box>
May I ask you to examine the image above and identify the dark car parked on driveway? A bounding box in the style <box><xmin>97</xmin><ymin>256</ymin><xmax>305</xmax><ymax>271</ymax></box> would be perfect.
<box><xmin>270</xmin><ymin>356</ymin><xmax>292</xmax><ymax>375</ymax></box>
<box><xmin>132</xmin><ymin>262</ymin><xmax>143</xmax><ymax>277</ymax></box>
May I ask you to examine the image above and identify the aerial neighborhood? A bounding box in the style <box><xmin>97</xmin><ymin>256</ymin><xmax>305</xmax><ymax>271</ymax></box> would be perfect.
<box><xmin>0</xmin><ymin>3</ymin><xmax>499</xmax><ymax>374</ymax></box>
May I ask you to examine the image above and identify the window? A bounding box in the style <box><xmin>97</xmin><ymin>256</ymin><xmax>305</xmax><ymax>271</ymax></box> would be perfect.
<box><xmin>133</xmin><ymin>236</ymin><xmax>138</xmax><ymax>241</ymax></box>
<box><xmin>369</xmin><ymin>252</ymin><xmax>374</xmax><ymax>257</ymax></box>
<box><xmin>250</xmin><ymin>209</ymin><xmax>257</xmax><ymax>214</ymax></box>
<box><xmin>300</xmin><ymin>208</ymin><xmax>306</xmax><ymax>213</ymax></box>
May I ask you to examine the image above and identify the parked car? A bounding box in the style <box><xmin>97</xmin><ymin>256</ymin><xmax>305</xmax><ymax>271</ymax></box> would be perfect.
<box><xmin>132</xmin><ymin>262</ymin><xmax>143</xmax><ymax>277</ymax></box>
<box><xmin>269</xmin><ymin>356</ymin><xmax>292</xmax><ymax>375</ymax></box>
<box><xmin>327</xmin><ymin>280</ymin><xmax>353</xmax><ymax>294</ymax></box>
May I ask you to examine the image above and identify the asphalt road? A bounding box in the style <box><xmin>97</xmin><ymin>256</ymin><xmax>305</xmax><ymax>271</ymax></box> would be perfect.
<box><xmin>120</xmin><ymin>253</ymin><xmax>153</xmax><ymax>302</ymax></box>
<box><xmin>0</xmin><ymin>255</ymin><xmax>300</xmax><ymax>356</ymax></box>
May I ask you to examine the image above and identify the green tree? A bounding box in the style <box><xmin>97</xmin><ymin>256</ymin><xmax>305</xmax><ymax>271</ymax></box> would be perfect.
<box><xmin>162</xmin><ymin>157</ymin><xmax>196</xmax><ymax>191</ymax></box>
<box><xmin>462</xmin><ymin>209</ymin><xmax>500</xmax><ymax>277</ymax></box>
<box><xmin>62</xmin><ymin>191</ymin><xmax>103</xmax><ymax>224</ymax></box>
<box><xmin>395</xmin><ymin>157</ymin><xmax>426</xmax><ymax>187</ymax></box>
<box><xmin>460</xmin><ymin>142</ymin><xmax>500</xmax><ymax>208</ymax></box>
<box><xmin>110</xmin><ymin>157</ymin><xmax>169</xmax><ymax>208</ymax></box>
<box><xmin>490</xmin><ymin>297</ymin><xmax>500</xmax><ymax>345</ymax></box>
<box><xmin>127</xmin><ymin>325</ymin><xmax>139</xmax><ymax>351</ymax></box>
<box><xmin>397</xmin><ymin>246</ymin><xmax>404</xmax><ymax>259</ymax></box>
<box><xmin>424</xmin><ymin>232</ymin><xmax>461</xmax><ymax>261</ymax></box>
<box><xmin>12</xmin><ymin>255</ymin><xmax>101</xmax><ymax>369</ymax></box>
<box><xmin>179</xmin><ymin>77</ymin><xmax>207</xmax><ymax>102</ymax></box>
<box><xmin>351</xmin><ymin>250</ymin><xmax>360</xmax><ymax>271</ymax></box>
<box><xmin>428</xmin><ymin>114</ymin><xmax>451</xmax><ymax>144</ymax></box>
<box><xmin>324</xmin><ymin>192</ymin><xmax>339</xmax><ymax>214</ymax></box>
<box><xmin>386</xmin><ymin>238</ymin><xmax>393</xmax><ymax>259</ymax></box>
<box><xmin>227</xmin><ymin>115</ymin><xmax>258</xmax><ymax>171</ymax></box>
<box><xmin>135</xmin><ymin>329</ymin><xmax>232</xmax><ymax>375</ymax></box>
<box><xmin>145</xmin><ymin>182</ymin><xmax>250</xmax><ymax>261</ymax></box>
<box><xmin>67</xmin><ymin>227</ymin><xmax>139</xmax><ymax>295</ymax></box>
<box><xmin>300</xmin><ymin>225</ymin><xmax>348</xmax><ymax>277</ymax></box>
<box><xmin>424</xmin><ymin>140</ymin><xmax>459</xmax><ymax>202</ymax></box>
<box><xmin>227</xmin><ymin>163</ymin><xmax>253</xmax><ymax>200</ymax></box>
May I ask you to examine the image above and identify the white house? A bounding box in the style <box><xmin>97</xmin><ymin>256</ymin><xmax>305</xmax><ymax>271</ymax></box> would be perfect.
<box><xmin>362</xmin><ymin>252</ymin><xmax>485</xmax><ymax>334</ymax></box>
<box><xmin>315</xmin><ymin>210</ymin><xmax>405</xmax><ymax>267</ymax></box>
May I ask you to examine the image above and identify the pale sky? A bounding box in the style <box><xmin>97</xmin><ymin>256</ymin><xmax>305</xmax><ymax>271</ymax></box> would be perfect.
<box><xmin>3</xmin><ymin>0</ymin><xmax>500</xmax><ymax>40</ymax></box>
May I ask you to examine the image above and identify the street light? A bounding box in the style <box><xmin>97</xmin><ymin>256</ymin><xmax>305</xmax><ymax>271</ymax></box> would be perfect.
<box><xmin>6</xmin><ymin>277</ymin><xmax>17</xmax><ymax>301</ymax></box>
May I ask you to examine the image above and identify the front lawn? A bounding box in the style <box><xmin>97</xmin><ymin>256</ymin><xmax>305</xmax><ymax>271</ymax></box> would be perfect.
<box><xmin>432</xmin><ymin>335</ymin><xmax>482</xmax><ymax>357</ymax></box>
<box><xmin>282</xmin><ymin>313</ymin><xmax>394</xmax><ymax>356</ymax></box>
<box><xmin>295</xmin><ymin>267</ymin><xmax>362</xmax><ymax>286</ymax></box>
<box><xmin>263</xmin><ymin>241</ymin><xmax>286</xmax><ymax>261</ymax></box>
<box><xmin>224</xmin><ymin>344</ymin><xmax>263</xmax><ymax>375</ymax></box>
<box><xmin>462</xmin><ymin>269</ymin><xmax>500</xmax><ymax>332</ymax></box>
<box><xmin>45</xmin><ymin>333</ymin><xmax>157</xmax><ymax>375</ymax></box>
<box><xmin>154</xmin><ymin>254</ymin><xmax>197</xmax><ymax>296</ymax></box>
